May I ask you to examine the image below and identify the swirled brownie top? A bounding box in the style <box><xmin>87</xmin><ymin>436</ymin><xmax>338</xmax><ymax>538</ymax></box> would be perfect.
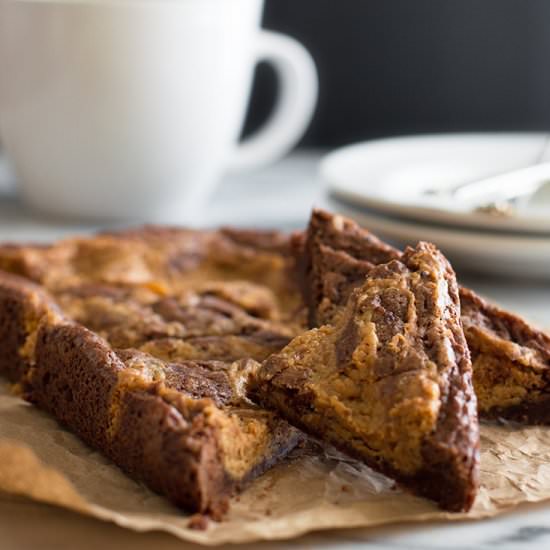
<box><xmin>0</xmin><ymin>225</ymin><xmax>305</xmax><ymax>518</ymax></box>
<box><xmin>0</xmin><ymin>226</ymin><xmax>303</xmax><ymax>323</ymax></box>
<box><xmin>298</xmin><ymin>209</ymin><xmax>550</xmax><ymax>424</ymax></box>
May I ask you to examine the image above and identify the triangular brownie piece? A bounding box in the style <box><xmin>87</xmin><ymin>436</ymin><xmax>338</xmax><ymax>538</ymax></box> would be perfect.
<box><xmin>251</xmin><ymin>242</ymin><xmax>480</xmax><ymax>511</ymax></box>
<box><xmin>301</xmin><ymin>209</ymin><xmax>550</xmax><ymax>424</ymax></box>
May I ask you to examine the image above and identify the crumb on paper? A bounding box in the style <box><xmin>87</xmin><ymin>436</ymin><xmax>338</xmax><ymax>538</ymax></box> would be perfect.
<box><xmin>188</xmin><ymin>513</ymin><xmax>209</xmax><ymax>530</ymax></box>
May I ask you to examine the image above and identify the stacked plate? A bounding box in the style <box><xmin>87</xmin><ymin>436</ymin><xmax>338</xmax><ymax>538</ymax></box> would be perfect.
<box><xmin>322</xmin><ymin>133</ymin><xmax>550</xmax><ymax>279</ymax></box>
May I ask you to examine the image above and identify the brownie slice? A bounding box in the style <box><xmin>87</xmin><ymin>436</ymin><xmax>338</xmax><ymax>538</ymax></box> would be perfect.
<box><xmin>0</xmin><ymin>272</ymin><xmax>302</xmax><ymax>518</ymax></box>
<box><xmin>104</xmin><ymin>350</ymin><xmax>302</xmax><ymax>517</ymax></box>
<box><xmin>460</xmin><ymin>288</ymin><xmax>550</xmax><ymax>422</ymax></box>
<box><xmin>300</xmin><ymin>209</ymin><xmax>550</xmax><ymax>423</ymax></box>
<box><xmin>0</xmin><ymin>226</ymin><xmax>302</xmax><ymax>364</ymax></box>
<box><xmin>0</xmin><ymin>225</ymin><xmax>302</xmax><ymax>322</ymax></box>
<box><xmin>251</xmin><ymin>242</ymin><xmax>479</xmax><ymax>512</ymax></box>
<box><xmin>0</xmin><ymin>272</ymin><xmax>62</xmax><ymax>382</ymax></box>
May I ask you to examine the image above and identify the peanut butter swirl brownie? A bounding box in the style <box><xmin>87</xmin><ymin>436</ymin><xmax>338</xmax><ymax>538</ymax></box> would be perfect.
<box><xmin>3</xmin><ymin>215</ymin><xmax>546</xmax><ymax>517</ymax></box>
<box><xmin>0</xmin><ymin>225</ymin><xmax>303</xmax><ymax>321</ymax></box>
<box><xmin>0</xmin><ymin>227</ymin><xmax>304</xmax><ymax>518</ymax></box>
<box><xmin>251</xmin><ymin>242</ymin><xmax>480</xmax><ymax>511</ymax></box>
<box><xmin>460</xmin><ymin>288</ymin><xmax>550</xmax><ymax>423</ymax></box>
<box><xmin>299</xmin><ymin>209</ymin><xmax>550</xmax><ymax>423</ymax></box>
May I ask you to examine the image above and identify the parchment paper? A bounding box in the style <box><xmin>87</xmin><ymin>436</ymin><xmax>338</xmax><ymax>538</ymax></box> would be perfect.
<box><xmin>1</xmin><ymin>381</ymin><xmax>550</xmax><ymax>545</ymax></box>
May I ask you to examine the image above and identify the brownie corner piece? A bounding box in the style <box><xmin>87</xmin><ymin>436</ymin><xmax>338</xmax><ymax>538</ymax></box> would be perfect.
<box><xmin>0</xmin><ymin>270</ymin><xmax>63</xmax><ymax>382</ymax></box>
<box><xmin>251</xmin><ymin>241</ymin><xmax>480</xmax><ymax>512</ymax></box>
<box><xmin>108</xmin><ymin>352</ymin><xmax>303</xmax><ymax>517</ymax></box>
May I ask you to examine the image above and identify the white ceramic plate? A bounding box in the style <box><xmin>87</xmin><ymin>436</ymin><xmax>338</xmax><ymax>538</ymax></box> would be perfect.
<box><xmin>327</xmin><ymin>198</ymin><xmax>550</xmax><ymax>280</ymax></box>
<box><xmin>322</xmin><ymin>133</ymin><xmax>550</xmax><ymax>235</ymax></box>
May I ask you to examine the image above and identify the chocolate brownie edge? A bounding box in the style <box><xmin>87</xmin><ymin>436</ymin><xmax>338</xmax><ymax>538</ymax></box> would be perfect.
<box><xmin>109</xmin><ymin>389</ymin><xmax>232</xmax><ymax>517</ymax></box>
<box><xmin>0</xmin><ymin>271</ymin><xmax>60</xmax><ymax>382</ymax></box>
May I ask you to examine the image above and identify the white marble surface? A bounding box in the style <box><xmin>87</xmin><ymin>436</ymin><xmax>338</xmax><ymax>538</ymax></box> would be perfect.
<box><xmin>1</xmin><ymin>151</ymin><xmax>550</xmax><ymax>550</ymax></box>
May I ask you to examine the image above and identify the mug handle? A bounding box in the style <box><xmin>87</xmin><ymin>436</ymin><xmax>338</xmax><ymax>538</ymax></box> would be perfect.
<box><xmin>227</xmin><ymin>30</ymin><xmax>318</xmax><ymax>173</ymax></box>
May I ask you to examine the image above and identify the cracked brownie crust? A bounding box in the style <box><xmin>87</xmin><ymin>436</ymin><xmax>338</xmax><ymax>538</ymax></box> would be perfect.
<box><xmin>252</xmin><ymin>242</ymin><xmax>480</xmax><ymax>512</ymax></box>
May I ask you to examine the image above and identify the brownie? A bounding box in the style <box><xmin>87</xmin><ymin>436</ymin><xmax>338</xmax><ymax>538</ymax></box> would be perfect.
<box><xmin>0</xmin><ymin>272</ymin><xmax>62</xmax><ymax>382</ymax></box>
<box><xmin>23</xmin><ymin>316</ymin><xmax>300</xmax><ymax>517</ymax></box>
<box><xmin>107</xmin><ymin>351</ymin><xmax>302</xmax><ymax>517</ymax></box>
<box><xmin>139</xmin><ymin>333</ymin><xmax>291</xmax><ymax>363</ymax></box>
<box><xmin>28</xmin><ymin>321</ymin><xmax>125</xmax><ymax>452</ymax></box>
<box><xmin>0</xmin><ymin>225</ymin><xmax>303</xmax><ymax>322</ymax></box>
<box><xmin>52</xmin><ymin>283</ymin><xmax>295</xmax><ymax>356</ymax></box>
<box><xmin>295</xmin><ymin>209</ymin><xmax>400</xmax><ymax>327</ymax></box>
<box><xmin>306</xmin><ymin>243</ymin><xmax>374</xmax><ymax>327</ymax></box>
<box><xmin>251</xmin><ymin>242</ymin><xmax>480</xmax><ymax>512</ymax></box>
<box><xmin>460</xmin><ymin>288</ymin><xmax>550</xmax><ymax>423</ymax></box>
<box><xmin>0</xmin><ymin>226</ymin><xmax>305</xmax><ymax>518</ymax></box>
<box><xmin>220</xmin><ymin>227</ymin><xmax>293</xmax><ymax>255</ymax></box>
<box><xmin>300</xmin><ymin>209</ymin><xmax>550</xmax><ymax>423</ymax></box>
<box><xmin>0</xmin><ymin>226</ymin><xmax>302</xmax><ymax>354</ymax></box>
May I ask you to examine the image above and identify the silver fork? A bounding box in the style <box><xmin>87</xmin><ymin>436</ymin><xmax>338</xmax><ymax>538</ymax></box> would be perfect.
<box><xmin>424</xmin><ymin>135</ymin><xmax>550</xmax><ymax>216</ymax></box>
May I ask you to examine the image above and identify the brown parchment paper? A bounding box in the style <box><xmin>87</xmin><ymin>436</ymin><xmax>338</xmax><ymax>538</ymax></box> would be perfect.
<box><xmin>1</xmin><ymin>381</ymin><xmax>550</xmax><ymax>545</ymax></box>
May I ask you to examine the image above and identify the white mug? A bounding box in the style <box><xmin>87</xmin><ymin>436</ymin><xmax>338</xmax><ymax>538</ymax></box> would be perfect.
<box><xmin>0</xmin><ymin>0</ymin><xmax>317</xmax><ymax>221</ymax></box>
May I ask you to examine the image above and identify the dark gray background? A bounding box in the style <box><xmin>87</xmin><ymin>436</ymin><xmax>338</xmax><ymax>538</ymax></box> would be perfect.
<box><xmin>245</xmin><ymin>0</ymin><xmax>550</xmax><ymax>146</ymax></box>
